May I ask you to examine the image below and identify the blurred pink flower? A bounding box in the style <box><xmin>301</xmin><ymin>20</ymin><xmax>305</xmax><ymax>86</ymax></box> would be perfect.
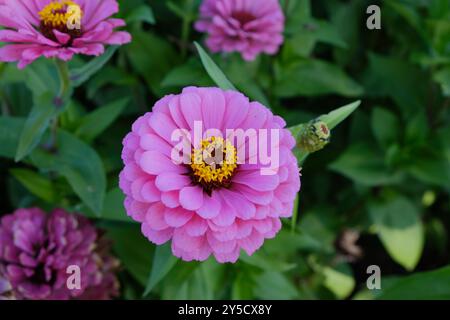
<box><xmin>195</xmin><ymin>0</ymin><xmax>285</xmax><ymax>61</ymax></box>
<box><xmin>0</xmin><ymin>208</ymin><xmax>120</xmax><ymax>300</ymax></box>
<box><xmin>0</xmin><ymin>0</ymin><xmax>131</xmax><ymax>68</ymax></box>
<box><xmin>119</xmin><ymin>87</ymin><xmax>300</xmax><ymax>263</ymax></box>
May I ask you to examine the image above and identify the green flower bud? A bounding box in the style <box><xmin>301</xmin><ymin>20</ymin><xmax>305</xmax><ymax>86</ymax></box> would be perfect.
<box><xmin>297</xmin><ymin>119</ymin><xmax>330</xmax><ymax>153</ymax></box>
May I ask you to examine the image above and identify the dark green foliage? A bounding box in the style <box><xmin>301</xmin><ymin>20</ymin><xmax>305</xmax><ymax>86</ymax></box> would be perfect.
<box><xmin>0</xmin><ymin>0</ymin><xmax>449</xmax><ymax>300</ymax></box>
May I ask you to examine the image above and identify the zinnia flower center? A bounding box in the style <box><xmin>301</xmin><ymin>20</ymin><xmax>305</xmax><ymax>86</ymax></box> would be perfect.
<box><xmin>39</xmin><ymin>1</ymin><xmax>83</xmax><ymax>43</ymax></box>
<box><xmin>189</xmin><ymin>136</ymin><xmax>237</xmax><ymax>195</ymax></box>
<box><xmin>232</xmin><ymin>11</ymin><xmax>256</xmax><ymax>25</ymax></box>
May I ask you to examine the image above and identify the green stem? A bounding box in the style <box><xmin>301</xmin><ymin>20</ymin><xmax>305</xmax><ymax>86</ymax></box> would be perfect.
<box><xmin>284</xmin><ymin>0</ymin><xmax>291</xmax><ymax>15</ymax></box>
<box><xmin>51</xmin><ymin>59</ymin><xmax>71</xmax><ymax>149</ymax></box>
<box><xmin>181</xmin><ymin>0</ymin><xmax>195</xmax><ymax>58</ymax></box>
<box><xmin>49</xmin><ymin>117</ymin><xmax>59</xmax><ymax>151</ymax></box>
<box><xmin>0</xmin><ymin>91</ymin><xmax>11</xmax><ymax>116</ymax></box>
<box><xmin>291</xmin><ymin>194</ymin><xmax>300</xmax><ymax>232</ymax></box>
<box><xmin>55</xmin><ymin>59</ymin><xmax>70</xmax><ymax>99</ymax></box>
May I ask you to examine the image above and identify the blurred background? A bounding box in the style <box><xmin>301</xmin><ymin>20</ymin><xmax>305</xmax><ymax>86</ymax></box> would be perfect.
<box><xmin>0</xmin><ymin>0</ymin><xmax>449</xmax><ymax>299</ymax></box>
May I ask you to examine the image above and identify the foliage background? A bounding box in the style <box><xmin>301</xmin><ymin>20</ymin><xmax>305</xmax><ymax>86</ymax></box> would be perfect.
<box><xmin>0</xmin><ymin>0</ymin><xmax>449</xmax><ymax>299</ymax></box>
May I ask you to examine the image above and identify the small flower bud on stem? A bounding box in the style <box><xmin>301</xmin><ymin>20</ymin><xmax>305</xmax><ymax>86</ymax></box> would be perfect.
<box><xmin>297</xmin><ymin>119</ymin><xmax>331</xmax><ymax>153</ymax></box>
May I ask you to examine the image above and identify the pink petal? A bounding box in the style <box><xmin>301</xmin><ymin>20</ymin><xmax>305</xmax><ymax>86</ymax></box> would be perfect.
<box><xmin>164</xmin><ymin>207</ymin><xmax>193</xmax><ymax>228</ymax></box>
<box><xmin>53</xmin><ymin>30</ymin><xmax>70</xmax><ymax>45</ymax></box>
<box><xmin>155</xmin><ymin>173</ymin><xmax>191</xmax><ymax>192</ymax></box>
<box><xmin>141</xmin><ymin>223</ymin><xmax>173</xmax><ymax>245</ymax></box>
<box><xmin>200</xmin><ymin>87</ymin><xmax>225</xmax><ymax>129</ymax></box>
<box><xmin>145</xmin><ymin>203</ymin><xmax>169</xmax><ymax>231</ymax></box>
<box><xmin>141</xmin><ymin>180</ymin><xmax>161</xmax><ymax>203</ymax></box>
<box><xmin>207</xmin><ymin>231</ymin><xmax>237</xmax><ymax>254</ymax></box>
<box><xmin>213</xmin><ymin>247</ymin><xmax>240</xmax><ymax>263</ymax></box>
<box><xmin>233</xmin><ymin>170</ymin><xmax>279</xmax><ymax>191</ymax></box>
<box><xmin>221</xmin><ymin>189</ymin><xmax>256</xmax><ymax>220</ymax></box>
<box><xmin>161</xmin><ymin>191</ymin><xmax>180</xmax><ymax>208</ymax></box>
<box><xmin>172</xmin><ymin>228</ymin><xmax>203</xmax><ymax>252</ymax></box>
<box><xmin>185</xmin><ymin>215</ymin><xmax>208</xmax><ymax>237</ymax></box>
<box><xmin>239</xmin><ymin>230</ymin><xmax>264</xmax><ymax>255</ymax></box>
<box><xmin>179</xmin><ymin>186</ymin><xmax>204</xmax><ymax>211</ymax></box>
<box><xmin>140</xmin><ymin>151</ymin><xmax>184</xmax><ymax>175</ymax></box>
<box><xmin>179</xmin><ymin>92</ymin><xmax>202</xmax><ymax>131</ymax></box>
<box><xmin>196</xmin><ymin>191</ymin><xmax>221</xmax><ymax>219</ymax></box>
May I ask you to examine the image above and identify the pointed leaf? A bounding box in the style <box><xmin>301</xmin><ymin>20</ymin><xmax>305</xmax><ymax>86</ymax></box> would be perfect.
<box><xmin>70</xmin><ymin>46</ymin><xmax>118</xmax><ymax>87</ymax></box>
<box><xmin>144</xmin><ymin>244</ymin><xmax>178</xmax><ymax>296</ymax></box>
<box><xmin>369</xmin><ymin>196</ymin><xmax>424</xmax><ymax>271</ymax></box>
<box><xmin>106</xmin><ymin>225</ymin><xmax>154</xmax><ymax>286</ymax></box>
<box><xmin>194</xmin><ymin>42</ymin><xmax>236</xmax><ymax>91</ymax></box>
<box><xmin>30</xmin><ymin>130</ymin><xmax>106</xmax><ymax>215</ymax></box>
<box><xmin>330</xmin><ymin>143</ymin><xmax>402</xmax><ymax>186</ymax></box>
<box><xmin>126</xmin><ymin>5</ymin><xmax>155</xmax><ymax>25</ymax></box>
<box><xmin>101</xmin><ymin>188</ymin><xmax>134</xmax><ymax>223</ymax></box>
<box><xmin>15</xmin><ymin>92</ymin><xmax>56</xmax><ymax>161</ymax></box>
<box><xmin>0</xmin><ymin>117</ymin><xmax>24</xmax><ymax>159</ymax></box>
<box><xmin>319</xmin><ymin>100</ymin><xmax>361</xmax><ymax>130</ymax></box>
<box><xmin>275</xmin><ymin>60</ymin><xmax>363</xmax><ymax>97</ymax></box>
<box><xmin>10</xmin><ymin>168</ymin><xmax>56</xmax><ymax>202</ymax></box>
<box><xmin>378</xmin><ymin>266</ymin><xmax>450</xmax><ymax>300</ymax></box>
<box><xmin>76</xmin><ymin>98</ymin><xmax>129</xmax><ymax>141</ymax></box>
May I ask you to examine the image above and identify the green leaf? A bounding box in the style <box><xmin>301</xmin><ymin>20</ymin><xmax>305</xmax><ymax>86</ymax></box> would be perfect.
<box><xmin>166</xmin><ymin>1</ymin><xmax>186</xmax><ymax>18</ymax></box>
<box><xmin>371</xmin><ymin>107</ymin><xmax>399</xmax><ymax>148</ymax></box>
<box><xmin>253</xmin><ymin>272</ymin><xmax>299</xmax><ymax>300</ymax></box>
<box><xmin>275</xmin><ymin>59</ymin><xmax>363</xmax><ymax>97</ymax></box>
<box><xmin>363</xmin><ymin>53</ymin><xmax>427</xmax><ymax>114</ymax></box>
<box><xmin>405</xmin><ymin>111</ymin><xmax>428</xmax><ymax>145</ymax></box>
<box><xmin>160</xmin><ymin>261</ymin><xmax>201</xmax><ymax>299</ymax></box>
<box><xmin>433</xmin><ymin>67</ymin><xmax>450</xmax><ymax>96</ymax></box>
<box><xmin>101</xmin><ymin>188</ymin><xmax>134</xmax><ymax>223</ymax></box>
<box><xmin>330</xmin><ymin>144</ymin><xmax>402</xmax><ymax>186</ymax></box>
<box><xmin>369</xmin><ymin>196</ymin><xmax>424</xmax><ymax>271</ymax></box>
<box><xmin>312</xmin><ymin>19</ymin><xmax>348</xmax><ymax>49</ymax></box>
<box><xmin>241</xmin><ymin>251</ymin><xmax>296</xmax><ymax>272</ymax></box>
<box><xmin>377</xmin><ymin>266</ymin><xmax>450</xmax><ymax>300</ymax></box>
<box><xmin>322</xmin><ymin>264</ymin><xmax>355</xmax><ymax>299</ymax></box>
<box><xmin>407</xmin><ymin>146</ymin><xmax>450</xmax><ymax>189</ymax></box>
<box><xmin>125</xmin><ymin>4</ymin><xmax>155</xmax><ymax>25</ymax></box>
<box><xmin>86</xmin><ymin>66</ymin><xmax>137</xmax><ymax>99</ymax></box>
<box><xmin>30</xmin><ymin>130</ymin><xmax>106</xmax><ymax>215</ymax></box>
<box><xmin>10</xmin><ymin>168</ymin><xmax>56</xmax><ymax>202</ymax></box>
<box><xmin>194</xmin><ymin>42</ymin><xmax>237</xmax><ymax>91</ymax></box>
<box><xmin>126</xmin><ymin>31</ymin><xmax>179</xmax><ymax>96</ymax></box>
<box><xmin>297</xmin><ymin>207</ymin><xmax>337</xmax><ymax>254</ymax></box>
<box><xmin>161</xmin><ymin>59</ymin><xmax>213</xmax><ymax>88</ymax></box>
<box><xmin>0</xmin><ymin>117</ymin><xmax>24</xmax><ymax>158</ymax></box>
<box><xmin>15</xmin><ymin>92</ymin><xmax>56</xmax><ymax>162</ymax></box>
<box><xmin>75</xmin><ymin>98</ymin><xmax>128</xmax><ymax>141</ymax></box>
<box><xmin>24</xmin><ymin>60</ymin><xmax>59</xmax><ymax>97</ymax></box>
<box><xmin>106</xmin><ymin>224</ymin><xmax>154</xmax><ymax>286</ymax></box>
<box><xmin>223</xmin><ymin>56</ymin><xmax>271</xmax><ymax>106</ymax></box>
<box><xmin>144</xmin><ymin>244</ymin><xmax>178</xmax><ymax>296</ymax></box>
<box><xmin>319</xmin><ymin>100</ymin><xmax>361</xmax><ymax>130</ymax></box>
<box><xmin>289</xmin><ymin>101</ymin><xmax>360</xmax><ymax>163</ymax></box>
<box><xmin>232</xmin><ymin>270</ymin><xmax>255</xmax><ymax>299</ymax></box>
<box><xmin>70</xmin><ymin>46</ymin><xmax>119</xmax><ymax>87</ymax></box>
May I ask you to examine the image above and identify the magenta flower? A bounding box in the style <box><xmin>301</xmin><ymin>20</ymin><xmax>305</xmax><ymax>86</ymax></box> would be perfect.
<box><xmin>195</xmin><ymin>0</ymin><xmax>285</xmax><ymax>61</ymax></box>
<box><xmin>119</xmin><ymin>87</ymin><xmax>300</xmax><ymax>263</ymax></box>
<box><xmin>0</xmin><ymin>266</ymin><xmax>13</xmax><ymax>300</ymax></box>
<box><xmin>0</xmin><ymin>0</ymin><xmax>131</xmax><ymax>68</ymax></box>
<box><xmin>0</xmin><ymin>208</ymin><xmax>120</xmax><ymax>300</ymax></box>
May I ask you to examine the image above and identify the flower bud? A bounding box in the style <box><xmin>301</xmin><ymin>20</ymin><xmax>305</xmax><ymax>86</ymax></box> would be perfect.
<box><xmin>297</xmin><ymin>119</ymin><xmax>331</xmax><ymax>153</ymax></box>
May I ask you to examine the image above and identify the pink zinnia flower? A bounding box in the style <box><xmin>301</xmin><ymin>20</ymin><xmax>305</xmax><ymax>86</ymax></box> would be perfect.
<box><xmin>195</xmin><ymin>0</ymin><xmax>285</xmax><ymax>61</ymax></box>
<box><xmin>119</xmin><ymin>87</ymin><xmax>300</xmax><ymax>263</ymax></box>
<box><xmin>0</xmin><ymin>208</ymin><xmax>120</xmax><ymax>300</ymax></box>
<box><xmin>0</xmin><ymin>0</ymin><xmax>131</xmax><ymax>68</ymax></box>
